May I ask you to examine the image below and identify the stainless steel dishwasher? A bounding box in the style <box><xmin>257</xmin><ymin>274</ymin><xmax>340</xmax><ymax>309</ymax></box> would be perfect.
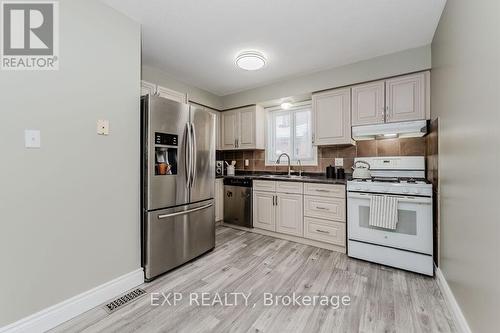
<box><xmin>223</xmin><ymin>177</ymin><xmax>253</xmax><ymax>228</ymax></box>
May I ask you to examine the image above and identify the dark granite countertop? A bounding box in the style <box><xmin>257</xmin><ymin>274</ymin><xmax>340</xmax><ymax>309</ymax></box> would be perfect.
<box><xmin>222</xmin><ymin>172</ymin><xmax>350</xmax><ymax>185</ymax></box>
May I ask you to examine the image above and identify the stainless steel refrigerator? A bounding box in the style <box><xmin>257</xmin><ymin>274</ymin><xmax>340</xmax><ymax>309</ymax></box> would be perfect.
<box><xmin>141</xmin><ymin>95</ymin><xmax>215</xmax><ymax>281</ymax></box>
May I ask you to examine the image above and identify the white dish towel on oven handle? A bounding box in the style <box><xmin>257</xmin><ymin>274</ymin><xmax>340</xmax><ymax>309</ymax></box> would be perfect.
<box><xmin>369</xmin><ymin>195</ymin><xmax>399</xmax><ymax>230</ymax></box>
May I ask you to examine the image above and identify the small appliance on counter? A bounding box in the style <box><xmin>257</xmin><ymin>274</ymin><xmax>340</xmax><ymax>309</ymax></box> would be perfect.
<box><xmin>216</xmin><ymin>160</ymin><xmax>224</xmax><ymax>177</ymax></box>
<box><xmin>326</xmin><ymin>165</ymin><xmax>336</xmax><ymax>179</ymax></box>
<box><xmin>352</xmin><ymin>160</ymin><xmax>371</xmax><ymax>179</ymax></box>
<box><xmin>336</xmin><ymin>167</ymin><xmax>345</xmax><ymax>179</ymax></box>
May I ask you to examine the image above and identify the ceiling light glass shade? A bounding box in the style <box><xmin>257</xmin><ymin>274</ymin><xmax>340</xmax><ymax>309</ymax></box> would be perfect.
<box><xmin>280</xmin><ymin>102</ymin><xmax>293</xmax><ymax>110</ymax></box>
<box><xmin>235</xmin><ymin>51</ymin><xmax>267</xmax><ymax>71</ymax></box>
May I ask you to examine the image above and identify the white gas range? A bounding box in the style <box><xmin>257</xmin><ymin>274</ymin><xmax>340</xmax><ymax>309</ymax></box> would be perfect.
<box><xmin>347</xmin><ymin>156</ymin><xmax>434</xmax><ymax>276</ymax></box>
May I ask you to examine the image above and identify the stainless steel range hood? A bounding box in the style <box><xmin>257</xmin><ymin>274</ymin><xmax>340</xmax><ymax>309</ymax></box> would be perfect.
<box><xmin>352</xmin><ymin>120</ymin><xmax>428</xmax><ymax>140</ymax></box>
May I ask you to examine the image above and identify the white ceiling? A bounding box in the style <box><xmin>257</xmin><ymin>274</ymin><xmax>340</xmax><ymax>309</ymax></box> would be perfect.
<box><xmin>102</xmin><ymin>0</ymin><xmax>446</xmax><ymax>96</ymax></box>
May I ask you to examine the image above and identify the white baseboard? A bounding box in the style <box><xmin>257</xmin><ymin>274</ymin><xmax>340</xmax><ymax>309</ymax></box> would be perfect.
<box><xmin>0</xmin><ymin>268</ymin><xmax>144</xmax><ymax>333</ymax></box>
<box><xmin>435</xmin><ymin>267</ymin><xmax>472</xmax><ymax>333</ymax></box>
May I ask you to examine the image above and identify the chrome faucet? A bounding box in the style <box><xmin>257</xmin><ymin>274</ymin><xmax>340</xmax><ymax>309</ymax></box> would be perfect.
<box><xmin>276</xmin><ymin>153</ymin><xmax>291</xmax><ymax>176</ymax></box>
<box><xmin>297</xmin><ymin>159</ymin><xmax>303</xmax><ymax>176</ymax></box>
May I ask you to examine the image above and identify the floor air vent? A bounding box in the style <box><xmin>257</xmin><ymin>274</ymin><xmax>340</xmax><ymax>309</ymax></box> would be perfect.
<box><xmin>103</xmin><ymin>288</ymin><xmax>147</xmax><ymax>314</ymax></box>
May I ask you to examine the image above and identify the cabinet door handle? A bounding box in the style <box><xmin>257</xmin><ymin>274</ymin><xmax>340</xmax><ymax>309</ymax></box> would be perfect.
<box><xmin>316</xmin><ymin>229</ymin><xmax>330</xmax><ymax>234</ymax></box>
<box><xmin>316</xmin><ymin>206</ymin><xmax>329</xmax><ymax>211</ymax></box>
<box><xmin>276</xmin><ymin>196</ymin><xmax>278</xmax><ymax>206</ymax></box>
<box><xmin>315</xmin><ymin>189</ymin><xmax>330</xmax><ymax>193</ymax></box>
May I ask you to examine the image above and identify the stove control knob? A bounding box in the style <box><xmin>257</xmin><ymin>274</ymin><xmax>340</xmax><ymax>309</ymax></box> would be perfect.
<box><xmin>355</xmin><ymin>186</ymin><xmax>361</xmax><ymax>191</ymax></box>
<box><xmin>383</xmin><ymin>188</ymin><xmax>389</xmax><ymax>193</ymax></box>
<box><xmin>362</xmin><ymin>187</ymin><xmax>368</xmax><ymax>191</ymax></box>
<box><xmin>402</xmin><ymin>189</ymin><xmax>410</xmax><ymax>194</ymax></box>
<box><xmin>412</xmin><ymin>189</ymin><xmax>420</xmax><ymax>194</ymax></box>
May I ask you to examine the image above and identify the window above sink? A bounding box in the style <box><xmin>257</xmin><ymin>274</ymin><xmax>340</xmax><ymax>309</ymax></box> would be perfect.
<box><xmin>265</xmin><ymin>101</ymin><xmax>318</xmax><ymax>166</ymax></box>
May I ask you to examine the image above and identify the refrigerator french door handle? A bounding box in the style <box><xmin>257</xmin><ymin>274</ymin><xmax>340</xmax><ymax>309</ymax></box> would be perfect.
<box><xmin>190</xmin><ymin>122</ymin><xmax>197</xmax><ymax>188</ymax></box>
<box><xmin>157</xmin><ymin>202</ymin><xmax>213</xmax><ymax>219</ymax></box>
<box><xmin>185</xmin><ymin>122</ymin><xmax>192</xmax><ymax>188</ymax></box>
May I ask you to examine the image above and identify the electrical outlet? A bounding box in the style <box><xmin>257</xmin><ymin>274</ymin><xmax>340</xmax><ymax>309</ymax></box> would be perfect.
<box><xmin>25</xmin><ymin>129</ymin><xmax>41</xmax><ymax>148</ymax></box>
<box><xmin>335</xmin><ymin>158</ymin><xmax>344</xmax><ymax>167</ymax></box>
<box><xmin>97</xmin><ymin>120</ymin><xmax>109</xmax><ymax>135</ymax></box>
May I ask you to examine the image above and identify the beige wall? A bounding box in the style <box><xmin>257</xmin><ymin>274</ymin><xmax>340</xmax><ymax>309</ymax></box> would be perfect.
<box><xmin>142</xmin><ymin>64</ymin><xmax>223</xmax><ymax>110</ymax></box>
<box><xmin>431</xmin><ymin>0</ymin><xmax>500</xmax><ymax>332</ymax></box>
<box><xmin>222</xmin><ymin>45</ymin><xmax>431</xmax><ymax>109</ymax></box>
<box><xmin>0</xmin><ymin>0</ymin><xmax>141</xmax><ymax>326</ymax></box>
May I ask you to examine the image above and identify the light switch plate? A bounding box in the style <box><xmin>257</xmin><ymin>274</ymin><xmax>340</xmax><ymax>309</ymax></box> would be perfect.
<box><xmin>335</xmin><ymin>158</ymin><xmax>344</xmax><ymax>167</ymax></box>
<box><xmin>97</xmin><ymin>120</ymin><xmax>109</xmax><ymax>135</ymax></box>
<box><xmin>25</xmin><ymin>130</ymin><xmax>41</xmax><ymax>148</ymax></box>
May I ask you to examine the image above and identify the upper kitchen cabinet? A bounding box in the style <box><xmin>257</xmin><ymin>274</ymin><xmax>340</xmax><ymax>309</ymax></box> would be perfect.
<box><xmin>385</xmin><ymin>72</ymin><xmax>428</xmax><ymax>123</ymax></box>
<box><xmin>351</xmin><ymin>71</ymin><xmax>430</xmax><ymax>127</ymax></box>
<box><xmin>221</xmin><ymin>110</ymin><xmax>238</xmax><ymax>149</ymax></box>
<box><xmin>312</xmin><ymin>87</ymin><xmax>353</xmax><ymax>145</ymax></box>
<box><xmin>221</xmin><ymin>105</ymin><xmax>265</xmax><ymax>150</ymax></box>
<box><xmin>351</xmin><ymin>80</ymin><xmax>385</xmax><ymax>126</ymax></box>
<box><xmin>141</xmin><ymin>80</ymin><xmax>187</xmax><ymax>104</ymax></box>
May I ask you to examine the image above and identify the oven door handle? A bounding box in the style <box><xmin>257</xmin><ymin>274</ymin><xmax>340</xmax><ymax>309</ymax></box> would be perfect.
<box><xmin>347</xmin><ymin>192</ymin><xmax>432</xmax><ymax>204</ymax></box>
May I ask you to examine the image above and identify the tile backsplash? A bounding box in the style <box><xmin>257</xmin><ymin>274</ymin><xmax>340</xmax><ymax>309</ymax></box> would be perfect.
<box><xmin>218</xmin><ymin>137</ymin><xmax>427</xmax><ymax>174</ymax></box>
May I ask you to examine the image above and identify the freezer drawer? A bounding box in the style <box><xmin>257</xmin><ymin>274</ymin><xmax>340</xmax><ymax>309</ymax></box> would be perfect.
<box><xmin>143</xmin><ymin>200</ymin><xmax>215</xmax><ymax>280</ymax></box>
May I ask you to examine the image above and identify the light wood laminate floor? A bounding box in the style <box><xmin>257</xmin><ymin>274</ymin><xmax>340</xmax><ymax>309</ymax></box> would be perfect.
<box><xmin>51</xmin><ymin>226</ymin><xmax>456</xmax><ymax>333</ymax></box>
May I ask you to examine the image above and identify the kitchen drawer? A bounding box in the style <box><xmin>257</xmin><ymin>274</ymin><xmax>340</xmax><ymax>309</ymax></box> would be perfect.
<box><xmin>304</xmin><ymin>183</ymin><xmax>345</xmax><ymax>198</ymax></box>
<box><xmin>304</xmin><ymin>217</ymin><xmax>346</xmax><ymax>246</ymax></box>
<box><xmin>276</xmin><ymin>181</ymin><xmax>303</xmax><ymax>194</ymax></box>
<box><xmin>304</xmin><ymin>195</ymin><xmax>345</xmax><ymax>221</ymax></box>
<box><xmin>253</xmin><ymin>180</ymin><xmax>276</xmax><ymax>192</ymax></box>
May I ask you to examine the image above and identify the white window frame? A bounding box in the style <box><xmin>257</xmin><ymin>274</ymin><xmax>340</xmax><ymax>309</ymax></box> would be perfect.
<box><xmin>265</xmin><ymin>101</ymin><xmax>318</xmax><ymax>166</ymax></box>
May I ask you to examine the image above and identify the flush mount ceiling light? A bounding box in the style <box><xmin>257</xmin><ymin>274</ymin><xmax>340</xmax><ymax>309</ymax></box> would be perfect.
<box><xmin>235</xmin><ymin>50</ymin><xmax>267</xmax><ymax>71</ymax></box>
<box><xmin>280</xmin><ymin>102</ymin><xmax>293</xmax><ymax>110</ymax></box>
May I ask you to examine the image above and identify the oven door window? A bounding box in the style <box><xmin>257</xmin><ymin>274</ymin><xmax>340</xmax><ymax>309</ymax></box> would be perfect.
<box><xmin>348</xmin><ymin>193</ymin><xmax>432</xmax><ymax>254</ymax></box>
<box><xmin>358</xmin><ymin>206</ymin><xmax>417</xmax><ymax>235</ymax></box>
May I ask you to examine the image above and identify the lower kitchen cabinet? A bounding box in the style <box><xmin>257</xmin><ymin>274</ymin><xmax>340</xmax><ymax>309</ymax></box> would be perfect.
<box><xmin>253</xmin><ymin>190</ymin><xmax>303</xmax><ymax>236</ymax></box>
<box><xmin>253</xmin><ymin>191</ymin><xmax>276</xmax><ymax>231</ymax></box>
<box><xmin>304</xmin><ymin>217</ymin><xmax>346</xmax><ymax>246</ymax></box>
<box><xmin>215</xmin><ymin>178</ymin><xmax>224</xmax><ymax>222</ymax></box>
<box><xmin>304</xmin><ymin>195</ymin><xmax>345</xmax><ymax>221</ymax></box>
<box><xmin>276</xmin><ymin>193</ymin><xmax>303</xmax><ymax>237</ymax></box>
<box><xmin>251</xmin><ymin>180</ymin><xmax>346</xmax><ymax>252</ymax></box>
